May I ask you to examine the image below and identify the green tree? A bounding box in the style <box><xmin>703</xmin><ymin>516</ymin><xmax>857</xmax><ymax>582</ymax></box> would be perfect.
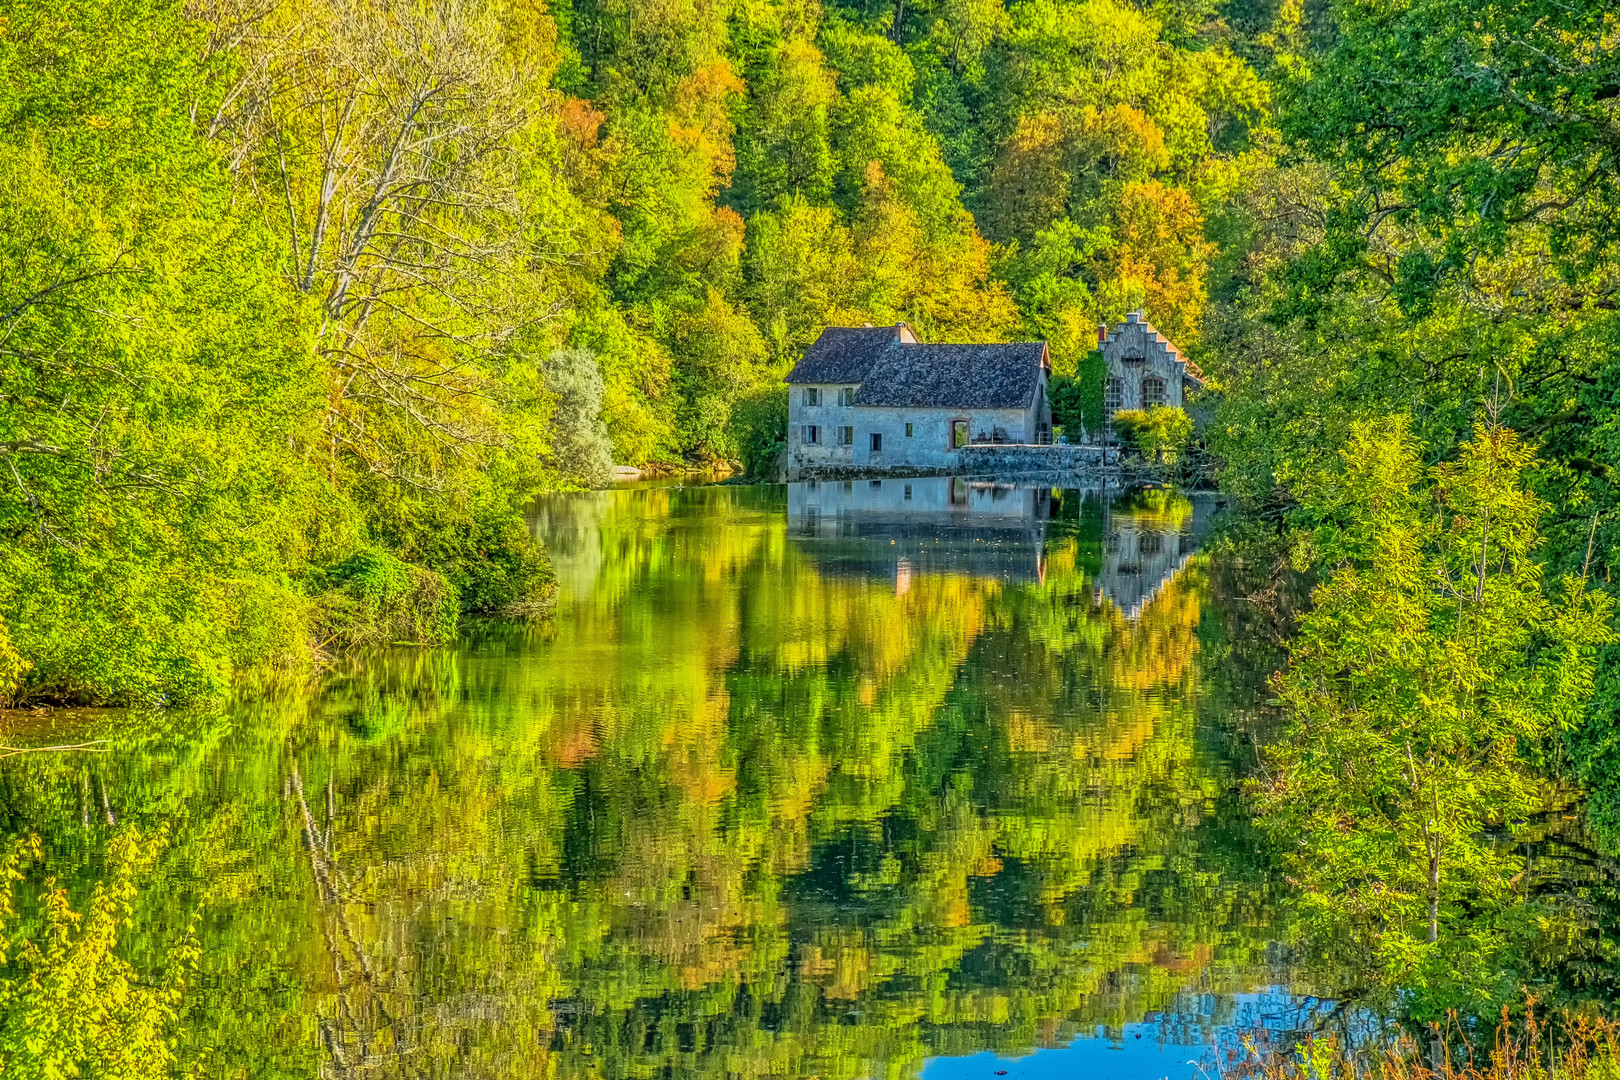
<box><xmin>0</xmin><ymin>0</ymin><xmax>336</xmax><ymax>704</ymax></box>
<box><xmin>1255</xmin><ymin>417</ymin><xmax>1612</xmax><ymax>1007</ymax></box>
<box><xmin>731</xmin><ymin>37</ymin><xmax>840</xmax><ymax>213</ymax></box>
<box><xmin>1202</xmin><ymin>0</ymin><xmax>1620</xmax><ymax>837</ymax></box>
<box><xmin>544</xmin><ymin>348</ymin><xmax>618</xmax><ymax>486</ymax></box>
<box><xmin>729</xmin><ymin>384</ymin><xmax>789</xmax><ymax>477</ymax></box>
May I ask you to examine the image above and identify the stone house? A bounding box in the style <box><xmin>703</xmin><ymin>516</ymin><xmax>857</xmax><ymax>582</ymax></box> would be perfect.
<box><xmin>784</xmin><ymin>324</ymin><xmax>1052</xmax><ymax>477</ymax></box>
<box><xmin>1099</xmin><ymin>310</ymin><xmax>1204</xmax><ymax>418</ymax></box>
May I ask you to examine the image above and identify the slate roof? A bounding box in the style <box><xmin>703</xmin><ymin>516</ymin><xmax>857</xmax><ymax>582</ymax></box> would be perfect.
<box><xmin>855</xmin><ymin>342</ymin><xmax>1047</xmax><ymax>410</ymax></box>
<box><xmin>784</xmin><ymin>326</ymin><xmax>900</xmax><ymax>384</ymax></box>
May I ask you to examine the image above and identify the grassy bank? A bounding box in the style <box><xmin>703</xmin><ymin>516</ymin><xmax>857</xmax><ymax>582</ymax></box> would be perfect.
<box><xmin>1229</xmin><ymin>1004</ymin><xmax>1620</xmax><ymax>1080</ymax></box>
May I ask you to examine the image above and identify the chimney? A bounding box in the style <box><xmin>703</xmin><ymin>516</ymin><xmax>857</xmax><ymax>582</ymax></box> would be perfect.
<box><xmin>1097</xmin><ymin>323</ymin><xmax>1107</xmax><ymax>345</ymax></box>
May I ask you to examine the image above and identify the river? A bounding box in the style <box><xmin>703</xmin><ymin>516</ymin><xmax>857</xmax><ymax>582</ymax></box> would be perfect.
<box><xmin>0</xmin><ymin>481</ymin><xmax>1385</xmax><ymax>1076</ymax></box>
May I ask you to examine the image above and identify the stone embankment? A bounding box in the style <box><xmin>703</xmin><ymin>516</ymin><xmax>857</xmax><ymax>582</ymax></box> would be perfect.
<box><xmin>789</xmin><ymin>443</ymin><xmax>1118</xmax><ymax>481</ymax></box>
<box><xmin>954</xmin><ymin>443</ymin><xmax>1113</xmax><ymax>473</ymax></box>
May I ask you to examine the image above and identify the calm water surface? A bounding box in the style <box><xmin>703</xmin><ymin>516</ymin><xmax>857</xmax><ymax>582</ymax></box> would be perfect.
<box><xmin>6</xmin><ymin>480</ymin><xmax>1326</xmax><ymax>1078</ymax></box>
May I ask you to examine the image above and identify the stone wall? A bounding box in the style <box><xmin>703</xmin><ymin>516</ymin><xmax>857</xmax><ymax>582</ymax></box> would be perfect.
<box><xmin>789</xmin><ymin>441</ymin><xmax>1115</xmax><ymax>480</ymax></box>
<box><xmin>953</xmin><ymin>443</ymin><xmax>1113</xmax><ymax>474</ymax></box>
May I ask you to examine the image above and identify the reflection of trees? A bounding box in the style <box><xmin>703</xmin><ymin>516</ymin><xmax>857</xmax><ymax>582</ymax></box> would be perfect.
<box><xmin>2</xmin><ymin>486</ymin><xmax>1284</xmax><ymax>1080</ymax></box>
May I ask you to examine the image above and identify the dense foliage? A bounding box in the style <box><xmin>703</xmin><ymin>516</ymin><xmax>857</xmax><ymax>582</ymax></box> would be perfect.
<box><xmin>1111</xmin><ymin>405</ymin><xmax>1193</xmax><ymax>461</ymax></box>
<box><xmin>1195</xmin><ymin>0</ymin><xmax>1620</xmax><ymax>1028</ymax></box>
<box><xmin>1197</xmin><ymin>0</ymin><xmax>1620</xmax><ymax>847</ymax></box>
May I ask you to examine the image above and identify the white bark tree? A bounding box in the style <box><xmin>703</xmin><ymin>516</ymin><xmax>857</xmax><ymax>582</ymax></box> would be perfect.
<box><xmin>198</xmin><ymin>0</ymin><xmax>579</xmax><ymax>489</ymax></box>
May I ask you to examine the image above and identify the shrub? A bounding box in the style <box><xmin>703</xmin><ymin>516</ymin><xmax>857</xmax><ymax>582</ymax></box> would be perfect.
<box><xmin>0</xmin><ymin>617</ymin><xmax>28</xmax><ymax>708</ymax></box>
<box><xmin>1</xmin><ymin>549</ymin><xmax>292</xmax><ymax>706</ymax></box>
<box><xmin>312</xmin><ymin>550</ymin><xmax>459</xmax><ymax>649</ymax></box>
<box><xmin>730</xmin><ymin>384</ymin><xmax>789</xmax><ymax>478</ymax></box>
<box><xmin>1112</xmin><ymin>405</ymin><xmax>1193</xmax><ymax>462</ymax></box>
<box><xmin>385</xmin><ymin>503</ymin><xmax>557</xmax><ymax>619</ymax></box>
<box><xmin>442</xmin><ymin>518</ymin><xmax>556</xmax><ymax>618</ymax></box>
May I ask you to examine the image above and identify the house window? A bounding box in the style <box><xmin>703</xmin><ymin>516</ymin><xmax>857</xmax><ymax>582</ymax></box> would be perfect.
<box><xmin>905</xmin><ymin>423</ymin><xmax>914</xmax><ymax>438</ymax></box>
<box><xmin>904</xmin><ymin>484</ymin><xmax>912</xmax><ymax>500</ymax></box>
<box><xmin>803</xmin><ymin>425</ymin><xmax>821</xmax><ymax>444</ymax></box>
<box><xmin>1142</xmin><ymin>377</ymin><xmax>1166</xmax><ymax>408</ymax></box>
<box><xmin>950</xmin><ymin>420</ymin><xmax>969</xmax><ymax>448</ymax></box>
<box><xmin>838</xmin><ymin>387</ymin><xmax>856</xmax><ymax>406</ymax></box>
<box><xmin>870</xmin><ymin>432</ymin><xmax>882</xmax><ymax>452</ymax></box>
<box><xmin>837</xmin><ymin>426</ymin><xmax>854</xmax><ymax>445</ymax></box>
<box><xmin>802</xmin><ymin>387</ymin><xmax>819</xmax><ymax>406</ymax></box>
<box><xmin>870</xmin><ymin>479</ymin><xmax>882</xmax><ymax>488</ymax></box>
<box><xmin>1105</xmin><ymin>378</ymin><xmax>1123</xmax><ymax>416</ymax></box>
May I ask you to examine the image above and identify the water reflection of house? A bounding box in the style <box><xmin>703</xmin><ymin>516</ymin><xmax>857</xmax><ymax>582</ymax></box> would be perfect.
<box><xmin>788</xmin><ymin>477</ymin><xmax>1053</xmax><ymax>587</ymax></box>
<box><xmin>789</xmin><ymin>479</ymin><xmax>1216</xmax><ymax>619</ymax></box>
<box><xmin>1094</xmin><ymin>496</ymin><xmax>1215</xmax><ymax>620</ymax></box>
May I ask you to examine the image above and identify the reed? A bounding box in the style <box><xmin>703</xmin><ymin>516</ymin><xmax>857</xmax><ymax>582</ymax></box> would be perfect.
<box><xmin>1223</xmin><ymin>1001</ymin><xmax>1620</xmax><ymax>1080</ymax></box>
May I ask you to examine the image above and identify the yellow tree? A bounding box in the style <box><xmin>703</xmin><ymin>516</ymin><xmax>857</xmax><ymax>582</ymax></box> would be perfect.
<box><xmin>1095</xmin><ymin>180</ymin><xmax>1214</xmax><ymax>346</ymax></box>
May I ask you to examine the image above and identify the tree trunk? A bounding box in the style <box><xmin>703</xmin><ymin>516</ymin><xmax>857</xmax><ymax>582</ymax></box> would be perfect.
<box><xmin>1427</xmin><ymin>849</ymin><xmax>1440</xmax><ymax>942</ymax></box>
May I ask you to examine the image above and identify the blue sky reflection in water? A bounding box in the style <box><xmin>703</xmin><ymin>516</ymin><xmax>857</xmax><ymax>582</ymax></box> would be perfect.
<box><xmin>921</xmin><ymin>989</ymin><xmax>1336</xmax><ymax>1080</ymax></box>
<box><xmin>4</xmin><ymin>480</ymin><xmax>1308</xmax><ymax>1078</ymax></box>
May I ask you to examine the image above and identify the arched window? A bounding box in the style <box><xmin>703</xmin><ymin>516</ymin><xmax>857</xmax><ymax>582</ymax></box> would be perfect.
<box><xmin>1142</xmin><ymin>376</ymin><xmax>1166</xmax><ymax>408</ymax></box>
<box><xmin>1104</xmin><ymin>377</ymin><xmax>1123</xmax><ymax>416</ymax></box>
